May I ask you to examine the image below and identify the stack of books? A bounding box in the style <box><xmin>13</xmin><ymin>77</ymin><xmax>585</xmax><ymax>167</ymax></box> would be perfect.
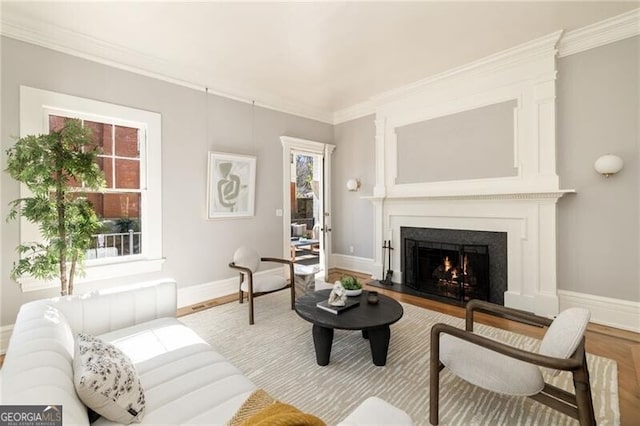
<box><xmin>316</xmin><ymin>298</ymin><xmax>360</xmax><ymax>315</ymax></box>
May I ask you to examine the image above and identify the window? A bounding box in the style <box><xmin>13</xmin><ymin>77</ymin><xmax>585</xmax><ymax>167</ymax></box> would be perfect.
<box><xmin>49</xmin><ymin>115</ymin><xmax>143</xmax><ymax>260</ymax></box>
<box><xmin>19</xmin><ymin>86</ymin><xmax>163</xmax><ymax>292</ymax></box>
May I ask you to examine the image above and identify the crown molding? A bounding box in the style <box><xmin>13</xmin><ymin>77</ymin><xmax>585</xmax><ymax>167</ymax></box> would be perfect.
<box><xmin>380</xmin><ymin>190</ymin><xmax>574</xmax><ymax>202</ymax></box>
<box><xmin>334</xmin><ymin>9</ymin><xmax>639</xmax><ymax>125</ymax></box>
<box><xmin>558</xmin><ymin>8</ymin><xmax>640</xmax><ymax>58</ymax></box>
<box><xmin>332</xmin><ymin>100</ymin><xmax>376</xmax><ymax>125</ymax></box>
<box><xmin>2</xmin><ymin>7</ymin><xmax>637</xmax><ymax>126</ymax></box>
<box><xmin>333</xmin><ymin>30</ymin><xmax>562</xmax><ymax>125</ymax></box>
<box><xmin>370</xmin><ymin>30</ymin><xmax>563</xmax><ymax>107</ymax></box>
<box><xmin>0</xmin><ymin>14</ymin><xmax>334</xmax><ymax>124</ymax></box>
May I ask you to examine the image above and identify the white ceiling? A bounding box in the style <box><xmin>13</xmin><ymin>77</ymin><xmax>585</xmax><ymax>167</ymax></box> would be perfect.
<box><xmin>1</xmin><ymin>1</ymin><xmax>638</xmax><ymax>123</ymax></box>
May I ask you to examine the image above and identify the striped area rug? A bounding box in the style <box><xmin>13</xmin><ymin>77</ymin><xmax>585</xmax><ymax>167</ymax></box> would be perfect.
<box><xmin>180</xmin><ymin>291</ymin><xmax>619</xmax><ymax>425</ymax></box>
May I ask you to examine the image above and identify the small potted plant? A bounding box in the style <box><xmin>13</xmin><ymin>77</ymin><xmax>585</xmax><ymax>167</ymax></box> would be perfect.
<box><xmin>339</xmin><ymin>275</ymin><xmax>362</xmax><ymax>297</ymax></box>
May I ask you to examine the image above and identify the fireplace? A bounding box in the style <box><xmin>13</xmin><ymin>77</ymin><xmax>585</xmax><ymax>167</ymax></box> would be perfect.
<box><xmin>401</xmin><ymin>227</ymin><xmax>507</xmax><ymax>306</ymax></box>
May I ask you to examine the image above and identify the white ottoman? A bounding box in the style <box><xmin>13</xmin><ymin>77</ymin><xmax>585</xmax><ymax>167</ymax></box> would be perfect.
<box><xmin>337</xmin><ymin>397</ymin><xmax>413</xmax><ymax>425</ymax></box>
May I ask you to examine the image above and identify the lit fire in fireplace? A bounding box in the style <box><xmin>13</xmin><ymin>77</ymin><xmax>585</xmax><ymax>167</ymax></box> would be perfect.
<box><xmin>433</xmin><ymin>254</ymin><xmax>477</xmax><ymax>296</ymax></box>
<box><xmin>403</xmin><ymin>234</ymin><xmax>491</xmax><ymax>304</ymax></box>
<box><xmin>443</xmin><ymin>256</ymin><xmax>452</xmax><ymax>272</ymax></box>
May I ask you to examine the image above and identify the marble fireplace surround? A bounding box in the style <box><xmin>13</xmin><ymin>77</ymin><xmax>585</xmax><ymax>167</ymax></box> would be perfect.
<box><xmin>400</xmin><ymin>225</ymin><xmax>508</xmax><ymax>306</ymax></box>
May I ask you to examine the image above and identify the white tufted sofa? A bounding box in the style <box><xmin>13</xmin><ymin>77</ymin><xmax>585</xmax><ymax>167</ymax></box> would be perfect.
<box><xmin>0</xmin><ymin>279</ymin><xmax>412</xmax><ymax>425</ymax></box>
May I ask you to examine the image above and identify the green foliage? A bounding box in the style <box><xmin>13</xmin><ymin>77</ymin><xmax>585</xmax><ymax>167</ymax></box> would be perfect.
<box><xmin>115</xmin><ymin>217</ymin><xmax>139</xmax><ymax>233</ymax></box>
<box><xmin>340</xmin><ymin>275</ymin><xmax>361</xmax><ymax>290</ymax></box>
<box><xmin>295</xmin><ymin>154</ymin><xmax>313</xmax><ymax>198</ymax></box>
<box><xmin>6</xmin><ymin>118</ymin><xmax>105</xmax><ymax>295</ymax></box>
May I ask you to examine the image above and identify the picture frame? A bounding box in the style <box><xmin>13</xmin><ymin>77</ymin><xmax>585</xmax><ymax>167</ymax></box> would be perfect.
<box><xmin>207</xmin><ymin>151</ymin><xmax>257</xmax><ymax>218</ymax></box>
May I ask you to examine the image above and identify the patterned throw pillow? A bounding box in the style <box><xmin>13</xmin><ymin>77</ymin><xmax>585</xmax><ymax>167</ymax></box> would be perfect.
<box><xmin>73</xmin><ymin>333</ymin><xmax>145</xmax><ymax>424</ymax></box>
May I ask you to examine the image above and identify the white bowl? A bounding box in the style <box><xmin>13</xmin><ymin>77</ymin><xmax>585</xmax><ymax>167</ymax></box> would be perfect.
<box><xmin>344</xmin><ymin>288</ymin><xmax>362</xmax><ymax>297</ymax></box>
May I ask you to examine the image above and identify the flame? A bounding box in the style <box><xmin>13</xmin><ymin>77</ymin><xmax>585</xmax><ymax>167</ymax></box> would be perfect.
<box><xmin>463</xmin><ymin>254</ymin><xmax>468</xmax><ymax>275</ymax></box>
<box><xmin>443</xmin><ymin>256</ymin><xmax>452</xmax><ymax>272</ymax></box>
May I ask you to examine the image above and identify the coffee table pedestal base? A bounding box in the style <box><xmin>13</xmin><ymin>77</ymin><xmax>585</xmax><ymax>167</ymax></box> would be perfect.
<box><xmin>313</xmin><ymin>324</ymin><xmax>390</xmax><ymax>366</ymax></box>
<box><xmin>367</xmin><ymin>326</ymin><xmax>391</xmax><ymax>366</ymax></box>
<box><xmin>312</xmin><ymin>325</ymin><xmax>334</xmax><ymax>366</ymax></box>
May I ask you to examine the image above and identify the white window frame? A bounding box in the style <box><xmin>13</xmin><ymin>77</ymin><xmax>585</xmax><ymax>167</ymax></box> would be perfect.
<box><xmin>18</xmin><ymin>86</ymin><xmax>163</xmax><ymax>292</ymax></box>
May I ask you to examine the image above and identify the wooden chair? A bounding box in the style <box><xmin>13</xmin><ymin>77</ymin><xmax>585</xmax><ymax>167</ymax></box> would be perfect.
<box><xmin>430</xmin><ymin>300</ymin><xmax>595</xmax><ymax>425</ymax></box>
<box><xmin>228</xmin><ymin>246</ymin><xmax>295</xmax><ymax>325</ymax></box>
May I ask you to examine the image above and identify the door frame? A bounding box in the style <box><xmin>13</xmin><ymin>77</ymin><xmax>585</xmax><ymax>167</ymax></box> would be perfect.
<box><xmin>280</xmin><ymin>136</ymin><xmax>335</xmax><ymax>274</ymax></box>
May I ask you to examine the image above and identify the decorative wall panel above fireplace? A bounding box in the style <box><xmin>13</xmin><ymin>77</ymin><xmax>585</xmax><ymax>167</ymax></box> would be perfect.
<box><xmin>366</xmin><ymin>31</ymin><xmax>575</xmax><ymax>317</ymax></box>
<box><xmin>371</xmin><ymin>30</ymin><xmax>568</xmax><ymax>201</ymax></box>
<box><xmin>395</xmin><ymin>100</ymin><xmax>518</xmax><ymax>184</ymax></box>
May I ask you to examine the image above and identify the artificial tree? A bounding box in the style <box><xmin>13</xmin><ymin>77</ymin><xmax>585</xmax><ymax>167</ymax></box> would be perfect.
<box><xmin>6</xmin><ymin>118</ymin><xmax>105</xmax><ymax>295</ymax></box>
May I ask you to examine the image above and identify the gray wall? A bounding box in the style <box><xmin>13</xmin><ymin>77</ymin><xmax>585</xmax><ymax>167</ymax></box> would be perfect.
<box><xmin>331</xmin><ymin>115</ymin><xmax>375</xmax><ymax>259</ymax></box>
<box><xmin>2</xmin><ymin>33</ymin><xmax>638</xmax><ymax>329</ymax></box>
<box><xmin>557</xmin><ymin>36</ymin><xmax>639</xmax><ymax>302</ymax></box>
<box><xmin>0</xmin><ymin>37</ymin><xmax>333</xmax><ymax>326</ymax></box>
<box><xmin>396</xmin><ymin>100</ymin><xmax>517</xmax><ymax>183</ymax></box>
<box><xmin>333</xmin><ymin>37</ymin><xmax>639</xmax><ymax>304</ymax></box>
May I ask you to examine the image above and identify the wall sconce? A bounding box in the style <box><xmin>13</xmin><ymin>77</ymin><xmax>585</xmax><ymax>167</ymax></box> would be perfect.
<box><xmin>594</xmin><ymin>154</ymin><xmax>624</xmax><ymax>177</ymax></box>
<box><xmin>346</xmin><ymin>178</ymin><xmax>361</xmax><ymax>192</ymax></box>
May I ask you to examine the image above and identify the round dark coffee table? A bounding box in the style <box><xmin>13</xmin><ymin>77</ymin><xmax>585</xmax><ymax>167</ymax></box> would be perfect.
<box><xmin>294</xmin><ymin>289</ymin><xmax>404</xmax><ymax>366</ymax></box>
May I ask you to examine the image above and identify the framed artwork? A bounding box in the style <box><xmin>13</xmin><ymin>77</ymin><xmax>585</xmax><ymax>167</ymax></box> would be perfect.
<box><xmin>207</xmin><ymin>152</ymin><xmax>256</xmax><ymax>218</ymax></box>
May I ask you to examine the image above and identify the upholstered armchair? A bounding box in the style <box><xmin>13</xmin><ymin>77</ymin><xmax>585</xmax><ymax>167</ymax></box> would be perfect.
<box><xmin>228</xmin><ymin>246</ymin><xmax>295</xmax><ymax>325</ymax></box>
<box><xmin>430</xmin><ymin>300</ymin><xmax>595</xmax><ymax>425</ymax></box>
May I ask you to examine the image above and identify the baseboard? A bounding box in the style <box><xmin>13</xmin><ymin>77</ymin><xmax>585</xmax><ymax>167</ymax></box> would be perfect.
<box><xmin>330</xmin><ymin>254</ymin><xmax>374</xmax><ymax>276</ymax></box>
<box><xmin>177</xmin><ymin>267</ymin><xmax>284</xmax><ymax>308</ymax></box>
<box><xmin>1</xmin><ymin>324</ymin><xmax>14</xmax><ymax>355</ymax></box>
<box><xmin>558</xmin><ymin>290</ymin><xmax>640</xmax><ymax>333</ymax></box>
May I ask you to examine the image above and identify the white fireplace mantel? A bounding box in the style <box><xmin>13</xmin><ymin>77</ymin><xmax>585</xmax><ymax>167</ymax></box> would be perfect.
<box><xmin>370</xmin><ymin>194</ymin><xmax>572</xmax><ymax>317</ymax></box>
<box><xmin>362</xmin><ymin>190</ymin><xmax>574</xmax><ymax>202</ymax></box>
<box><xmin>368</xmin><ymin>31</ymin><xmax>574</xmax><ymax>317</ymax></box>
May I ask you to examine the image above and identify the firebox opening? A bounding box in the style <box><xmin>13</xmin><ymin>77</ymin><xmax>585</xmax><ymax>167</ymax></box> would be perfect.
<box><xmin>406</xmin><ymin>240</ymin><xmax>490</xmax><ymax>303</ymax></box>
<box><xmin>399</xmin><ymin>227</ymin><xmax>507</xmax><ymax>306</ymax></box>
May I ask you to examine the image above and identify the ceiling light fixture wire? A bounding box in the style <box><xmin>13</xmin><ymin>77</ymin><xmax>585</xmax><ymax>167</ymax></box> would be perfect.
<box><xmin>205</xmin><ymin>87</ymin><xmax>209</xmax><ymax>145</ymax></box>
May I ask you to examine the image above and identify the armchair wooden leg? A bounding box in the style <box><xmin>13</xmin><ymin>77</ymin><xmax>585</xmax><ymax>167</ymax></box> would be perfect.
<box><xmin>248</xmin><ymin>291</ymin><xmax>255</xmax><ymax>325</ymax></box>
<box><xmin>430</xmin><ymin>329</ymin><xmax>442</xmax><ymax>425</ymax></box>
<box><xmin>289</xmin><ymin>264</ymin><xmax>295</xmax><ymax>310</ymax></box>
<box><xmin>238</xmin><ymin>273</ymin><xmax>244</xmax><ymax>304</ymax></box>
<box><xmin>574</xmin><ymin>357</ymin><xmax>596</xmax><ymax>426</ymax></box>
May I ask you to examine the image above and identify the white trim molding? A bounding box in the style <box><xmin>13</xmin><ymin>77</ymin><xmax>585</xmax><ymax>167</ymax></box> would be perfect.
<box><xmin>177</xmin><ymin>278</ymin><xmax>238</xmax><ymax>309</ymax></box>
<box><xmin>280</xmin><ymin>136</ymin><xmax>336</xmax><ymax>274</ymax></box>
<box><xmin>378</xmin><ymin>197</ymin><xmax>566</xmax><ymax>317</ymax></box>
<box><xmin>0</xmin><ymin>13</ymin><xmax>333</xmax><ymax>124</ymax></box>
<box><xmin>333</xmin><ymin>8</ymin><xmax>639</xmax><ymax>125</ymax></box>
<box><xmin>367</xmin><ymin>30</ymin><xmax>573</xmax><ymax>317</ymax></box>
<box><xmin>374</xmin><ymin>31</ymin><xmax>563</xmax><ymax>108</ymax></box>
<box><xmin>333</xmin><ymin>101</ymin><xmax>377</xmax><ymax>126</ymax></box>
<box><xmin>18</xmin><ymin>86</ymin><xmax>164</xmax><ymax>292</ymax></box>
<box><xmin>558</xmin><ymin>8</ymin><xmax>640</xmax><ymax>58</ymax></box>
<box><xmin>2</xmin><ymin>6</ymin><xmax>637</xmax><ymax>126</ymax></box>
<box><xmin>177</xmin><ymin>267</ymin><xmax>284</xmax><ymax>308</ymax></box>
<box><xmin>0</xmin><ymin>324</ymin><xmax>14</xmax><ymax>355</ymax></box>
<box><xmin>330</xmin><ymin>254</ymin><xmax>374</xmax><ymax>277</ymax></box>
<box><xmin>559</xmin><ymin>290</ymin><xmax>640</xmax><ymax>333</ymax></box>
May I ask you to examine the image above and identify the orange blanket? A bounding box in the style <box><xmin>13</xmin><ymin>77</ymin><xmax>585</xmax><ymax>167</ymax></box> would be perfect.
<box><xmin>228</xmin><ymin>389</ymin><xmax>325</xmax><ymax>426</ymax></box>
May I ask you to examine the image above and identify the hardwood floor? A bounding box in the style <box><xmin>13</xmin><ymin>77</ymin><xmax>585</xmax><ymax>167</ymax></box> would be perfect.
<box><xmin>2</xmin><ymin>269</ymin><xmax>636</xmax><ymax>424</ymax></box>
<box><xmin>328</xmin><ymin>268</ymin><xmax>640</xmax><ymax>425</ymax></box>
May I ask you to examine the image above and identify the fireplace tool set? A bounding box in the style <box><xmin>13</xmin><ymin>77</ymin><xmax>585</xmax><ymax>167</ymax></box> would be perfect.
<box><xmin>381</xmin><ymin>240</ymin><xmax>394</xmax><ymax>285</ymax></box>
